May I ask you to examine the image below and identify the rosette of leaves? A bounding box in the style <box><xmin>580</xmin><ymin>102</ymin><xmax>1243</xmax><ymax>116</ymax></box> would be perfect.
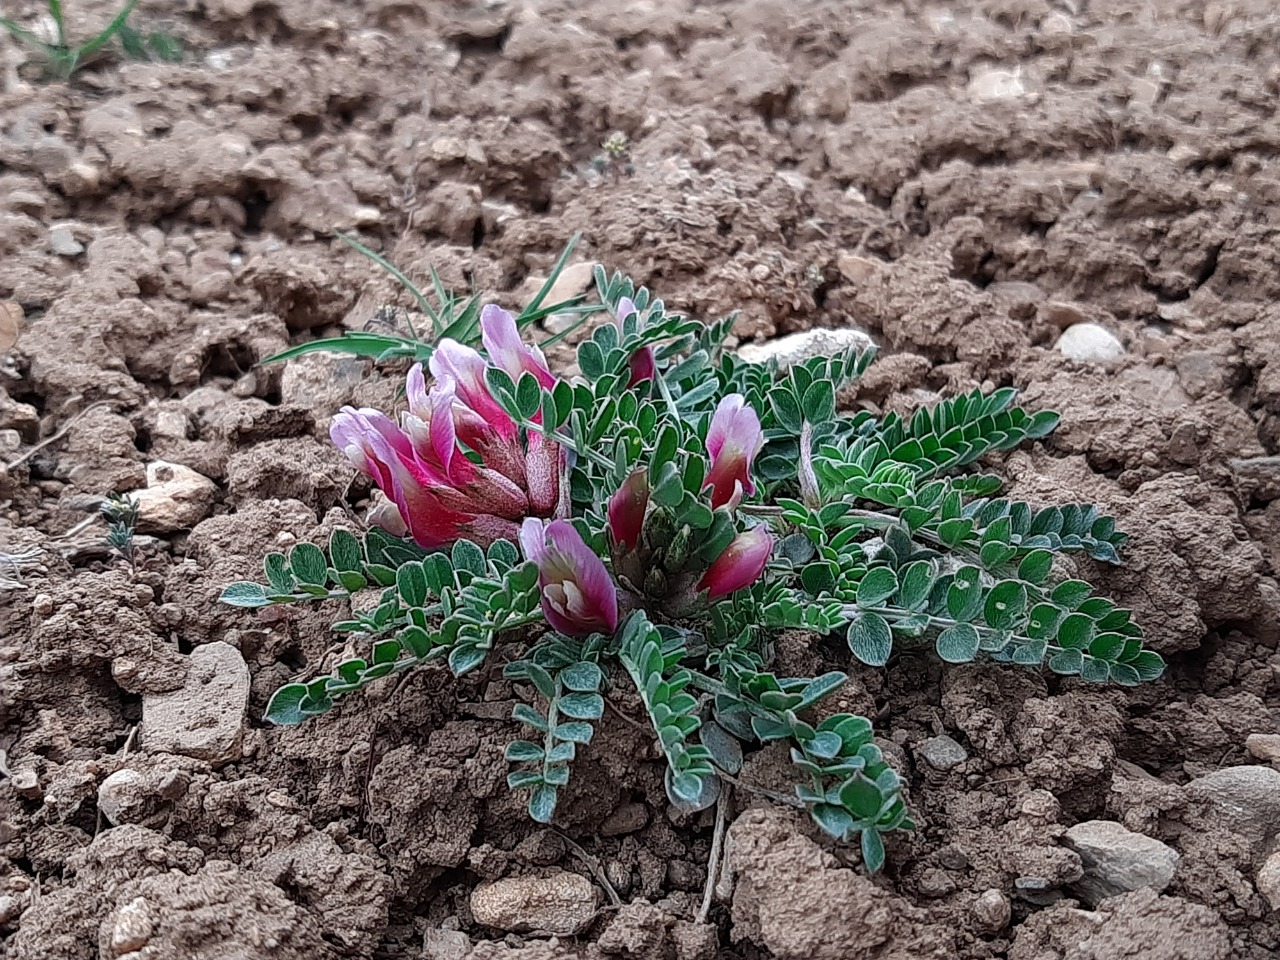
<box><xmin>220</xmin><ymin>253</ymin><xmax>1169</xmax><ymax>874</ymax></box>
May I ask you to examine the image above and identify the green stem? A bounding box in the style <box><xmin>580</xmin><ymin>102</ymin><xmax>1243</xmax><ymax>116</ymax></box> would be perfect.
<box><xmin>540</xmin><ymin>679</ymin><xmax>562</xmax><ymax>783</ymax></box>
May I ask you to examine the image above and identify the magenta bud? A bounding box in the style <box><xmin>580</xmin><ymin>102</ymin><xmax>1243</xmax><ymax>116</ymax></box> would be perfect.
<box><xmin>607</xmin><ymin>469</ymin><xmax>650</xmax><ymax>550</ymax></box>
<box><xmin>703</xmin><ymin>394</ymin><xmax>764</xmax><ymax>511</ymax></box>
<box><xmin>627</xmin><ymin>346</ymin><xmax>656</xmax><ymax>387</ymax></box>
<box><xmin>520</xmin><ymin>519</ymin><xmax>620</xmax><ymax>636</ymax></box>
<box><xmin>697</xmin><ymin>526</ymin><xmax>773</xmax><ymax>599</ymax></box>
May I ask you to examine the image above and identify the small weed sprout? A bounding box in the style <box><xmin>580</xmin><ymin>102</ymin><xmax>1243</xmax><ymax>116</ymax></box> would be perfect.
<box><xmin>100</xmin><ymin>492</ymin><xmax>139</xmax><ymax>566</ymax></box>
<box><xmin>590</xmin><ymin>132</ymin><xmax>634</xmax><ymax>179</ymax></box>
<box><xmin>223</xmin><ymin>256</ymin><xmax>1165</xmax><ymax>873</ymax></box>
<box><xmin>1</xmin><ymin>0</ymin><xmax>181</xmax><ymax>80</ymax></box>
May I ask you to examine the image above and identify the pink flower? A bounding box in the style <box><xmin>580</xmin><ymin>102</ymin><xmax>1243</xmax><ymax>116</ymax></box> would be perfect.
<box><xmin>520</xmin><ymin>518</ymin><xmax>619</xmax><ymax>636</ymax></box>
<box><xmin>697</xmin><ymin>526</ymin><xmax>773</xmax><ymax>599</ymax></box>
<box><xmin>615</xmin><ymin>297</ymin><xmax>655</xmax><ymax>388</ymax></box>
<box><xmin>330</xmin><ymin>308</ymin><xmax>568</xmax><ymax>550</ymax></box>
<box><xmin>703</xmin><ymin>394</ymin><xmax>764</xmax><ymax>510</ymax></box>
<box><xmin>607</xmin><ymin>469</ymin><xmax>650</xmax><ymax>550</ymax></box>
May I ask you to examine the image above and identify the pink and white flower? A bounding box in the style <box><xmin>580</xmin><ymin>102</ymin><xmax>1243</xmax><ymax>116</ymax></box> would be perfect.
<box><xmin>330</xmin><ymin>307</ymin><xmax>565</xmax><ymax>549</ymax></box>
<box><xmin>703</xmin><ymin>394</ymin><xmax>764</xmax><ymax>510</ymax></box>
<box><xmin>520</xmin><ymin>518</ymin><xmax>620</xmax><ymax>636</ymax></box>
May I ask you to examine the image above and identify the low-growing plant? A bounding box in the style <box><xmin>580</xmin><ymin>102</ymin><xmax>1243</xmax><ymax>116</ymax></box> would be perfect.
<box><xmin>1</xmin><ymin>0</ymin><xmax>180</xmax><ymax>80</ymax></box>
<box><xmin>222</xmin><ymin>260</ymin><xmax>1164</xmax><ymax>872</ymax></box>
<box><xmin>100</xmin><ymin>491</ymin><xmax>139</xmax><ymax>566</ymax></box>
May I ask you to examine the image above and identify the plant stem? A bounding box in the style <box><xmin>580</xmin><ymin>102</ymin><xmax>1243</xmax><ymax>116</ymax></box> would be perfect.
<box><xmin>697</xmin><ymin>788</ymin><xmax>729</xmax><ymax>923</ymax></box>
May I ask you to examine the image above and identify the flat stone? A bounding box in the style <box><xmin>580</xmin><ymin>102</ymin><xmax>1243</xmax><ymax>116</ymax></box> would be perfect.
<box><xmin>520</xmin><ymin>261</ymin><xmax>597</xmax><ymax>309</ymax></box>
<box><xmin>470</xmin><ymin>872</ymin><xmax>598</xmax><ymax>935</ymax></box>
<box><xmin>738</xmin><ymin>326</ymin><xmax>875</xmax><ymax>370</ymax></box>
<box><xmin>142</xmin><ymin>641</ymin><xmax>249</xmax><ymax>765</ymax></box>
<box><xmin>919</xmin><ymin>735</ymin><xmax>968</xmax><ymax>771</ymax></box>
<box><xmin>133</xmin><ymin>461</ymin><xmax>217</xmax><ymax>534</ymax></box>
<box><xmin>1256</xmin><ymin>851</ymin><xmax>1280</xmax><ymax>911</ymax></box>
<box><xmin>1055</xmin><ymin>323</ymin><xmax>1125</xmax><ymax>365</ymax></box>
<box><xmin>1187</xmin><ymin>765</ymin><xmax>1280</xmax><ymax>846</ymax></box>
<box><xmin>48</xmin><ymin>225</ymin><xmax>84</xmax><ymax>257</ymax></box>
<box><xmin>1063</xmin><ymin>820</ymin><xmax>1179</xmax><ymax>904</ymax></box>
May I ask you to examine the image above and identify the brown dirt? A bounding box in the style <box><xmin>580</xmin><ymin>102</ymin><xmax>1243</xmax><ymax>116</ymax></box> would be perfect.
<box><xmin>3</xmin><ymin>0</ymin><xmax>1280</xmax><ymax>957</ymax></box>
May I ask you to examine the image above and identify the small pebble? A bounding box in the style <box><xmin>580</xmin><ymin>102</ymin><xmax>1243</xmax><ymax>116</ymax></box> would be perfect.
<box><xmin>470</xmin><ymin>872</ymin><xmax>598</xmax><ymax>935</ymax></box>
<box><xmin>48</xmin><ymin>224</ymin><xmax>84</xmax><ymax>257</ymax></box>
<box><xmin>919</xmin><ymin>735</ymin><xmax>968</xmax><ymax>771</ymax></box>
<box><xmin>1056</xmin><ymin>323</ymin><xmax>1125</xmax><ymax>364</ymax></box>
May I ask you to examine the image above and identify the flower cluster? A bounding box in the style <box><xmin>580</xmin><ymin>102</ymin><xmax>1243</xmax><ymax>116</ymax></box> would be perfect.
<box><xmin>519</xmin><ymin>397</ymin><xmax>772</xmax><ymax>634</ymax></box>
<box><xmin>329</xmin><ymin>305</ymin><xmax>771</xmax><ymax>638</ymax></box>
<box><xmin>605</xmin><ymin>395</ymin><xmax>772</xmax><ymax>618</ymax></box>
<box><xmin>330</xmin><ymin>306</ymin><xmax>565</xmax><ymax>549</ymax></box>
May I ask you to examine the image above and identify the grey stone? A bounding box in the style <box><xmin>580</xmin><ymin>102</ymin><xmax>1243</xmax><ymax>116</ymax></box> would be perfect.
<box><xmin>1187</xmin><ymin>765</ymin><xmax>1280</xmax><ymax>846</ymax></box>
<box><xmin>98</xmin><ymin>768</ymin><xmax>147</xmax><ymax>825</ymax></box>
<box><xmin>1055</xmin><ymin>323</ymin><xmax>1125</xmax><ymax>364</ymax></box>
<box><xmin>1063</xmin><ymin>820</ymin><xmax>1179</xmax><ymax>904</ymax></box>
<box><xmin>919</xmin><ymin>735</ymin><xmax>968</xmax><ymax>771</ymax></box>
<box><xmin>470</xmin><ymin>872</ymin><xmax>598</xmax><ymax>935</ymax></box>
<box><xmin>738</xmin><ymin>327</ymin><xmax>875</xmax><ymax>370</ymax></box>
<box><xmin>48</xmin><ymin>224</ymin><xmax>84</xmax><ymax>257</ymax></box>
<box><xmin>142</xmin><ymin>642</ymin><xmax>249</xmax><ymax>765</ymax></box>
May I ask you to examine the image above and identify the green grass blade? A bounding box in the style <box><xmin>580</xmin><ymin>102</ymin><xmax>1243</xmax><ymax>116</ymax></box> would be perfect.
<box><xmin>260</xmin><ymin>332</ymin><xmax>419</xmax><ymax>365</ymax></box>
<box><xmin>537</xmin><ymin>311</ymin><xmax>593</xmax><ymax>349</ymax></box>
<box><xmin>76</xmin><ymin>0</ymin><xmax>139</xmax><ymax>59</ymax></box>
<box><xmin>520</xmin><ymin>233</ymin><xmax>582</xmax><ymax>322</ymax></box>
<box><xmin>333</xmin><ymin>232</ymin><xmax>437</xmax><ymax>340</ymax></box>
<box><xmin>47</xmin><ymin>0</ymin><xmax>66</xmax><ymax>47</ymax></box>
<box><xmin>1</xmin><ymin>17</ymin><xmax>56</xmax><ymax>53</ymax></box>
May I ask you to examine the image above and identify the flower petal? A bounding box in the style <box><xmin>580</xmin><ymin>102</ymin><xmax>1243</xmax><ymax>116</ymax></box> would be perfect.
<box><xmin>607</xmin><ymin>469</ymin><xmax>650</xmax><ymax>550</ymax></box>
<box><xmin>697</xmin><ymin>526</ymin><xmax>773</xmax><ymax>599</ymax></box>
<box><xmin>704</xmin><ymin>394</ymin><xmax>764</xmax><ymax>509</ymax></box>
<box><xmin>481</xmin><ymin>304</ymin><xmax>556</xmax><ymax>389</ymax></box>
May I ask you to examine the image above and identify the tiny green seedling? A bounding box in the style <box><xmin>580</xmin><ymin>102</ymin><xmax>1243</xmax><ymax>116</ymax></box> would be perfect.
<box><xmin>1</xmin><ymin>0</ymin><xmax>180</xmax><ymax>80</ymax></box>
<box><xmin>100</xmin><ymin>492</ymin><xmax>139</xmax><ymax>566</ymax></box>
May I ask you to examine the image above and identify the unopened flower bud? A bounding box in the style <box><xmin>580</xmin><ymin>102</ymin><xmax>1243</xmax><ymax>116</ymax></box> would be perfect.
<box><xmin>697</xmin><ymin>526</ymin><xmax>773</xmax><ymax>600</ymax></box>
